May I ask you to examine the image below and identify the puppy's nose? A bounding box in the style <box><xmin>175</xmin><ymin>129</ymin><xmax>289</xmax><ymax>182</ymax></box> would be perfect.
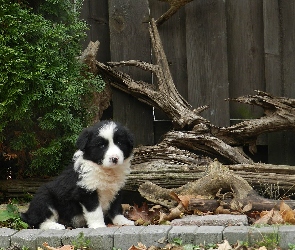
<box><xmin>111</xmin><ymin>157</ymin><xmax>118</xmax><ymax>164</ymax></box>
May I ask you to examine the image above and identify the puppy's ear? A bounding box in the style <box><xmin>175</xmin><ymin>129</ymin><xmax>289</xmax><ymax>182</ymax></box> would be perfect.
<box><xmin>76</xmin><ymin>128</ymin><xmax>90</xmax><ymax>151</ymax></box>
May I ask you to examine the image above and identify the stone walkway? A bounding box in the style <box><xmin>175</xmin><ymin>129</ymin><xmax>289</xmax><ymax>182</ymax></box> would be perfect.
<box><xmin>1</xmin><ymin>215</ymin><xmax>295</xmax><ymax>249</ymax></box>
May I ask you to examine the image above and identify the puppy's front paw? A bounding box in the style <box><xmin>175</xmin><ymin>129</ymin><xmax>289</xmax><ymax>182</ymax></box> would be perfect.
<box><xmin>88</xmin><ymin>223</ymin><xmax>106</xmax><ymax>228</ymax></box>
<box><xmin>122</xmin><ymin>219</ymin><xmax>135</xmax><ymax>226</ymax></box>
<box><xmin>112</xmin><ymin>215</ymin><xmax>134</xmax><ymax>226</ymax></box>
<box><xmin>52</xmin><ymin>223</ymin><xmax>66</xmax><ymax>230</ymax></box>
<box><xmin>40</xmin><ymin>221</ymin><xmax>66</xmax><ymax>230</ymax></box>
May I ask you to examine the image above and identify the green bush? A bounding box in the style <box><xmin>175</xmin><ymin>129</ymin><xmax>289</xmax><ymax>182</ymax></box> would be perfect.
<box><xmin>0</xmin><ymin>0</ymin><xmax>105</xmax><ymax>177</ymax></box>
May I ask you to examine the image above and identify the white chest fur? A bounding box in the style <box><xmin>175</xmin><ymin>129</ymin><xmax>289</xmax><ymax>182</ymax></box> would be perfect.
<box><xmin>74</xmin><ymin>152</ymin><xmax>131</xmax><ymax>211</ymax></box>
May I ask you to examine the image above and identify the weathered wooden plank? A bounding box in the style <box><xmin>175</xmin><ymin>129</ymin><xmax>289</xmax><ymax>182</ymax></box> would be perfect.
<box><xmin>263</xmin><ymin>0</ymin><xmax>284</xmax><ymax>164</ymax></box>
<box><xmin>281</xmin><ymin>1</ymin><xmax>295</xmax><ymax>97</ymax></box>
<box><xmin>185</xmin><ymin>0</ymin><xmax>229</xmax><ymax>127</ymax></box>
<box><xmin>263</xmin><ymin>0</ymin><xmax>281</xmax><ymax>95</ymax></box>
<box><xmin>81</xmin><ymin>0</ymin><xmax>110</xmax><ymax>62</ymax></box>
<box><xmin>226</xmin><ymin>0</ymin><xmax>264</xmax><ymax>121</ymax></box>
<box><xmin>80</xmin><ymin>1</ymin><xmax>295</xmax><ymax>164</ymax></box>
<box><xmin>108</xmin><ymin>0</ymin><xmax>154</xmax><ymax>146</ymax></box>
<box><xmin>277</xmin><ymin>1</ymin><xmax>295</xmax><ymax>165</ymax></box>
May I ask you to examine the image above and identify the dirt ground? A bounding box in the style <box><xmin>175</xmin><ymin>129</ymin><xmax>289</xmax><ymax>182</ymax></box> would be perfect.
<box><xmin>0</xmin><ymin>203</ymin><xmax>29</xmax><ymax>213</ymax></box>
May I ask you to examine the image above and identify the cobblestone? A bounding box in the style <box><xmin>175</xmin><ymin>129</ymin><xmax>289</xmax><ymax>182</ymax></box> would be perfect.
<box><xmin>1</xmin><ymin>220</ymin><xmax>295</xmax><ymax>250</ymax></box>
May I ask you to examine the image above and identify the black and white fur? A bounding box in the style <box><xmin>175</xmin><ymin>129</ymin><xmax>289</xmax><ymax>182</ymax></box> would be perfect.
<box><xmin>21</xmin><ymin>120</ymin><xmax>134</xmax><ymax>229</ymax></box>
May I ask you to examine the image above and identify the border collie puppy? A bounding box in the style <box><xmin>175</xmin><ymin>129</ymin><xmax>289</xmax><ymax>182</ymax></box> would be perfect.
<box><xmin>21</xmin><ymin>120</ymin><xmax>134</xmax><ymax>229</ymax></box>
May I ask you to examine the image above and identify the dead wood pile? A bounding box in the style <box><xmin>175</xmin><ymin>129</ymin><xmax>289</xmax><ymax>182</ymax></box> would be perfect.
<box><xmin>94</xmin><ymin>19</ymin><xmax>295</xmax><ymax>210</ymax></box>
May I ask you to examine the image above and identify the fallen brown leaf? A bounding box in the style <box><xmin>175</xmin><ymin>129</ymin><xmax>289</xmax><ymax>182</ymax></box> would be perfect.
<box><xmin>217</xmin><ymin>240</ymin><xmax>232</xmax><ymax>250</ymax></box>
<box><xmin>159</xmin><ymin>203</ymin><xmax>184</xmax><ymax>223</ymax></box>
<box><xmin>128</xmin><ymin>242</ymin><xmax>147</xmax><ymax>250</ymax></box>
<box><xmin>270</xmin><ymin>210</ymin><xmax>284</xmax><ymax>224</ymax></box>
<box><xmin>177</xmin><ymin>195</ymin><xmax>193</xmax><ymax>209</ymax></box>
<box><xmin>282</xmin><ymin>210</ymin><xmax>295</xmax><ymax>224</ymax></box>
<box><xmin>170</xmin><ymin>192</ymin><xmax>181</xmax><ymax>203</ymax></box>
<box><xmin>259</xmin><ymin>210</ymin><xmax>269</xmax><ymax>218</ymax></box>
<box><xmin>147</xmin><ymin>246</ymin><xmax>159</xmax><ymax>250</ymax></box>
<box><xmin>179</xmin><ymin>195</ymin><xmax>206</xmax><ymax>209</ymax></box>
<box><xmin>215</xmin><ymin>205</ymin><xmax>231</xmax><ymax>214</ymax></box>
<box><xmin>230</xmin><ymin>199</ymin><xmax>243</xmax><ymax>212</ymax></box>
<box><xmin>42</xmin><ymin>242</ymin><xmax>74</xmax><ymax>250</ymax></box>
<box><xmin>254</xmin><ymin>209</ymin><xmax>274</xmax><ymax>225</ymax></box>
<box><xmin>280</xmin><ymin>201</ymin><xmax>295</xmax><ymax>224</ymax></box>
<box><xmin>280</xmin><ymin>200</ymin><xmax>291</xmax><ymax>215</ymax></box>
<box><xmin>254</xmin><ymin>208</ymin><xmax>284</xmax><ymax>225</ymax></box>
<box><xmin>257</xmin><ymin>246</ymin><xmax>267</xmax><ymax>250</ymax></box>
<box><xmin>129</xmin><ymin>203</ymin><xmax>161</xmax><ymax>225</ymax></box>
<box><xmin>170</xmin><ymin>192</ymin><xmax>209</xmax><ymax>210</ymax></box>
<box><xmin>242</xmin><ymin>202</ymin><xmax>252</xmax><ymax>213</ymax></box>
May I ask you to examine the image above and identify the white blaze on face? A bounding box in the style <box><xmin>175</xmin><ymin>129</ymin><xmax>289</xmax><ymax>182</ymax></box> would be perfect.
<box><xmin>99</xmin><ymin>122</ymin><xmax>124</xmax><ymax>167</ymax></box>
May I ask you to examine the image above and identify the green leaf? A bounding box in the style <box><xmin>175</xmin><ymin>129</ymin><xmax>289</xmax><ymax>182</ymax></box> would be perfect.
<box><xmin>173</xmin><ymin>238</ymin><xmax>183</xmax><ymax>246</ymax></box>
<box><xmin>0</xmin><ymin>0</ymin><xmax>105</xmax><ymax>177</ymax></box>
<box><xmin>6</xmin><ymin>203</ymin><xmax>19</xmax><ymax>215</ymax></box>
<box><xmin>0</xmin><ymin>210</ymin><xmax>14</xmax><ymax>222</ymax></box>
<box><xmin>0</xmin><ymin>204</ymin><xmax>18</xmax><ymax>221</ymax></box>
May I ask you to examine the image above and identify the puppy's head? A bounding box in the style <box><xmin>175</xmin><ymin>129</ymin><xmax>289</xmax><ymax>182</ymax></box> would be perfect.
<box><xmin>76</xmin><ymin>121</ymin><xmax>134</xmax><ymax>168</ymax></box>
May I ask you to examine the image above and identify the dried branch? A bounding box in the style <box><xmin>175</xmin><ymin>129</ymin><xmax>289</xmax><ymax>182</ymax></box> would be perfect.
<box><xmin>97</xmin><ymin>19</ymin><xmax>209</xmax><ymax>129</ymax></box>
<box><xmin>96</xmin><ymin>19</ymin><xmax>295</xmax><ymax>164</ymax></box>
<box><xmin>138</xmin><ymin>160</ymin><xmax>295</xmax><ymax>212</ymax></box>
<box><xmin>79</xmin><ymin>40</ymin><xmax>100</xmax><ymax>74</ymax></box>
<box><xmin>138</xmin><ymin>160</ymin><xmax>259</xmax><ymax>208</ymax></box>
<box><xmin>156</xmin><ymin>0</ymin><xmax>195</xmax><ymax>26</ymax></box>
<box><xmin>162</xmin><ymin>131</ymin><xmax>253</xmax><ymax>164</ymax></box>
<box><xmin>211</xmin><ymin>91</ymin><xmax>295</xmax><ymax>148</ymax></box>
<box><xmin>79</xmin><ymin>41</ymin><xmax>111</xmax><ymax>122</ymax></box>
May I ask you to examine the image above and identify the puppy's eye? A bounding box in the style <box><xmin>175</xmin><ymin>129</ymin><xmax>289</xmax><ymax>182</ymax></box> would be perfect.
<box><xmin>98</xmin><ymin>143</ymin><xmax>106</xmax><ymax>148</ymax></box>
<box><xmin>89</xmin><ymin>143</ymin><xmax>105</xmax><ymax>148</ymax></box>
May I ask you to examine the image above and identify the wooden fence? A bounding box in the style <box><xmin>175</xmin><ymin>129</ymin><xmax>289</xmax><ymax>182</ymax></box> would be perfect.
<box><xmin>81</xmin><ymin>0</ymin><xmax>295</xmax><ymax>165</ymax></box>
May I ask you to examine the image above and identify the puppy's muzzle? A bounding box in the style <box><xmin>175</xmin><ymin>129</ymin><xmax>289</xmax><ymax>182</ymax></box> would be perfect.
<box><xmin>111</xmin><ymin>156</ymin><xmax>119</xmax><ymax>164</ymax></box>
